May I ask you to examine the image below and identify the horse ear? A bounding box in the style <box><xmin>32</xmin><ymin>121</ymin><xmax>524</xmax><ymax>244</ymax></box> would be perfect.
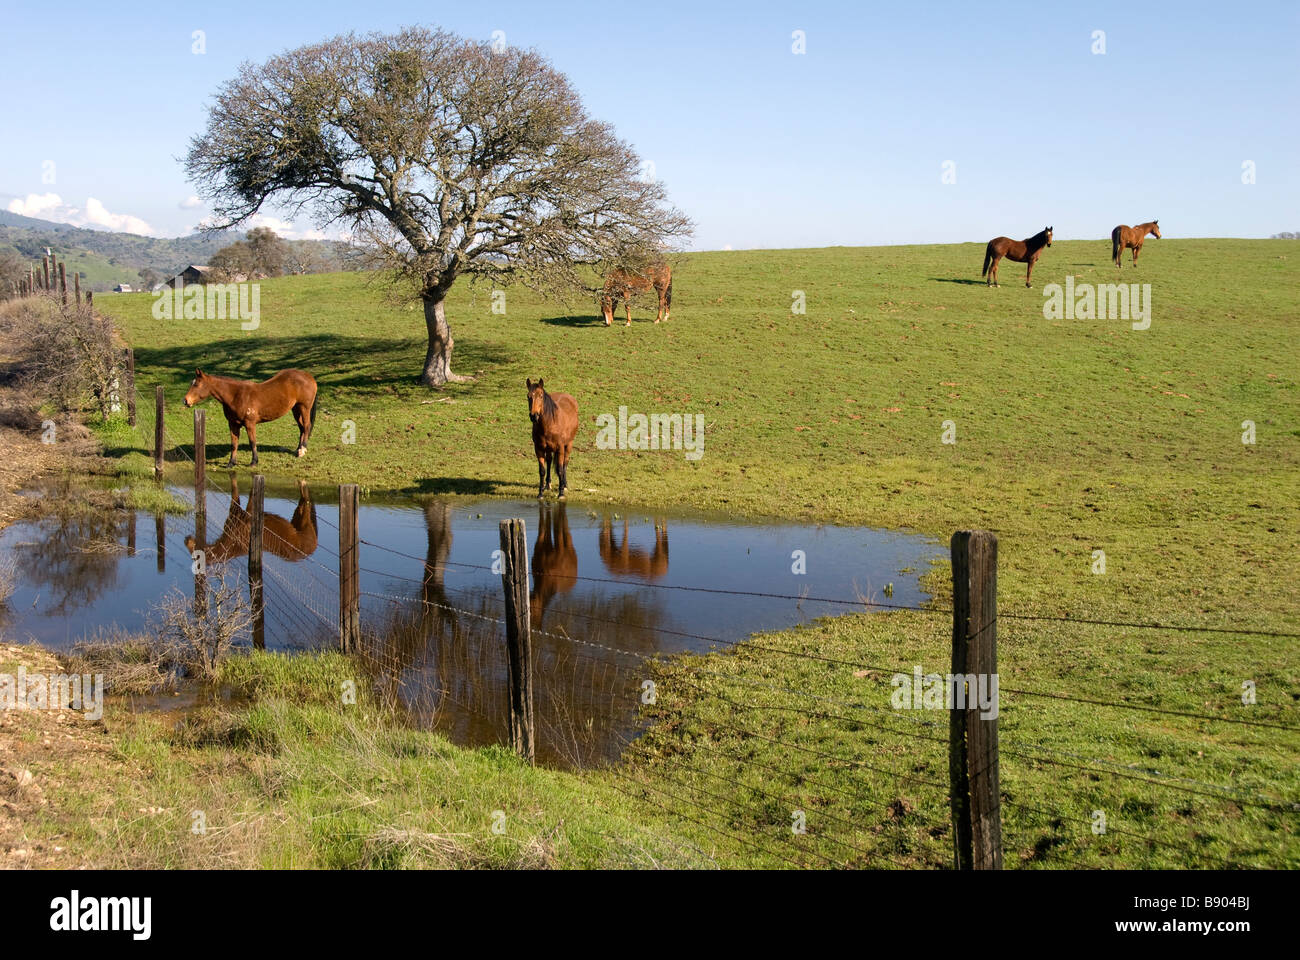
<box><xmin>195</xmin><ymin>368</ymin><xmax>202</xmax><ymax>377</ymax></box>
<box><xmin>525</xmin><ymin>378</ymin><xmax>532</xmax><ymax>389</ymax></box>
<box><xmin>1153</xmin><ymin>219</ymin><xmax>1158</xmax><ymax>224</ymax></box>
<box><xmin>538</xmin><ymin>378</ymin><xmax>544</xmax><ymax>389</ymax></box>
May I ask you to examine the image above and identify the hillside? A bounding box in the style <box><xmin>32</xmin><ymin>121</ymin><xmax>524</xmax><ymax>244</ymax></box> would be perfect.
<box><xmin>0</xmin><ymin>210</ymin><xmax>355</xmax><ymax>290</ymax></box>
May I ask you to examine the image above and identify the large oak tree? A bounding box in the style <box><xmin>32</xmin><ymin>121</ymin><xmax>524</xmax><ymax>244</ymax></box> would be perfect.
<box><xmin>186</xmin><ymin>26</ymin><xmax>691</xmax><ymax>386</ymax></box>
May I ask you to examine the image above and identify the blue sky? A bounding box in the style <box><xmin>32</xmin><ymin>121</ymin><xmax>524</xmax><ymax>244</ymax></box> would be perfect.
<box><xmin>2</xmin><ymin>0</ymin><xmax>1295</xmax><ymax>248</ymax></box>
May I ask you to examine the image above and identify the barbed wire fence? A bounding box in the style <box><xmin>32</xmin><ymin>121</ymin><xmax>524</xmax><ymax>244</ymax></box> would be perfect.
<box><xmin>119</xmin><ymin>390</ymin><xmax>1300</xmax><ymax>868</ymax></box>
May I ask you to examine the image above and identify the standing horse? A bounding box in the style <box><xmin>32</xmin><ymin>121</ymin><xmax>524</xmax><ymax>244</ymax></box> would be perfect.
<box><xmin>530</xmin><ymin>502</ymin><xmax>577</xmax><ymax>629</ymax></box>
<box><xmin>527</xmin><ymin>378</ymin><xmax>579</xmax><ymax>499</ymax></box>
<box><xmin>982</xmin><ymin>227</ymin><xmax>1053</xmax><ymax>287</ymax></box>
<box><xmin>601</xmin><ymin>262</ymin><xmax>673</xmax><ymax>326</ymax></box>
<box><xmin>1112</xmin><ymin>221</ymin><xmax>1160</xmax><ymax>267</ymax></box>
<box><xmin>184</xmin><ymin>368</ymin><xmax>318</xmax><ymax>466</ymax></box>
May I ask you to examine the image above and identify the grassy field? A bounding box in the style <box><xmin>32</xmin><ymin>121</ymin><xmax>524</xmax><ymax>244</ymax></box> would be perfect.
<box><xmin>81</xmin><ymin>238</ymin><xmax>1299</xmax><ymax>867</ymax></box>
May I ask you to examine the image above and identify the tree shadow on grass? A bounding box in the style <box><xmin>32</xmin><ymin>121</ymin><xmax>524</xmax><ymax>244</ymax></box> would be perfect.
<box><xmin>537</xmin><ymin>314</ymin><xmax>606</xmax><ymax>327</ymax></box>
<box><xmin>411</xmin><ymin>476</ymin><xmax>510</xmax><ymax>497</ymax></box>
<box><xmin>133</xmin><ymin>332</ymin><xmax>510</xmax><ymax>395</ymax></box>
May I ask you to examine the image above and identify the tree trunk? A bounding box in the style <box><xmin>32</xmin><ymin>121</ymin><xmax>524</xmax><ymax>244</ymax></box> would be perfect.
<box><xmin>420</xmin><ymin>293</ymin><xmax>471</xmax><ymax>387</ymax></box>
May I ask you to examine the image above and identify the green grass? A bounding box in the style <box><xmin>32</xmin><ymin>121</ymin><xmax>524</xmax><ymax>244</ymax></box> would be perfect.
<box><xmin>88</xmin><ymin>240</ymin><xmax>1300</xmax><ymax>868</ymax></box>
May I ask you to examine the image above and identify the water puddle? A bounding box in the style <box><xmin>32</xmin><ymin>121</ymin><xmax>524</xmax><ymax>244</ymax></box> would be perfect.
<box><xmin>0</xmin><ymin>479</ymin><xmax>940</xmax><ymax>767</ymax></box>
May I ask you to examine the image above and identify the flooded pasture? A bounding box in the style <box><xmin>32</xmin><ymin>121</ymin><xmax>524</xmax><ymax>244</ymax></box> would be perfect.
<box><xmin>0</xmin><ymin>479</ymin><xmax>940</xmax><ymax>767</ymax></box>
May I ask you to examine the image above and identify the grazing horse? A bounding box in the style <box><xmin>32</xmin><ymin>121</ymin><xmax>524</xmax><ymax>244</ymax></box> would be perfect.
<box><xmin>601</xmin><ymin>262</ymin><xmax>672</xmax><ymax>326</ymax></box>
<box><xmin>599</xmin><ymin>517</ymin><xmax>669</xmax><ymax>579</ymax></box>
<box><xmin>184</xmin><ymin>476</ymin><xmax>318</xmax><ymax>563</ymax></box>
<box><xmin>982</xmin><ymin>227</ymin><xmax>1053</xmax><ymax>288</ymax></box>
<box><xmin>1112</xmin><ymin>221</ymin><xmax>1160</xmax><ymax>267</ymax></box>
<box><xmin>183</xmin><ymin>368</ymin><xmax>318</xmax><ymax>466</ymax></box>
<box><xmin>527</xmin><ymin>378</ymin><xmax>579</xmax><ymax>499</ymax></box>
<box><xmin>529</xmin><ymin>502</ymin><xmax>577</xmax><ymax>629</ymax></box>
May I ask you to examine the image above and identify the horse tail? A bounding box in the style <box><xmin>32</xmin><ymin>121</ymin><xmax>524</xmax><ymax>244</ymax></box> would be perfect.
<box><xmin>1111</xmin><ymin>227</ymin><xmax>1121</xmax><ymax>263</ymax></box>
<box><xmin>981</xmin><ymin>245</ymin><xmax>993</xmax><ymax>277</ymax></box>
<box><xmin>665</xmin><ymin>274</ymin><xmax>672</xmax><ymax>309</ymax></box>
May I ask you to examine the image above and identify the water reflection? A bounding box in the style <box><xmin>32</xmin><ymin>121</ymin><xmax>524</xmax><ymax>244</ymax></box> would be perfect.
<box><xmin>183</xmin><ymin>477</ymin><xmax>319</xmax><ymax>564</ymax></box>
<box><xmin>0</xmin><ymin>487</ymin><xmax>939</xmax><ymax>768</ymax></box>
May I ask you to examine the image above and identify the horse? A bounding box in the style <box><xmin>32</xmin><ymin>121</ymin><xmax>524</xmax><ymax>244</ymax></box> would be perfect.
<box><xmin>599</xmin><ymin>517</ymin><xmax>669</xmax><ymax>579</ymax></box>
<box><xmin>183</xmin><ymin>368</ymin><xmax>318</xmax><ymax>466</ymax></box>
<box><xmin>982</xmin><ymin>227</ymin><xmax>1053</xmax><ymax>288</ymax></box>
<box><xmin>600</xmin><ymin>262</ymin><xmax>672</xmax><ymax>326</ymax></box>
<box><xmin>529</xmin><ymin>502</ymin><xmax>577</xmax><ymax>629</ymax></box>
<box><xmin>527</xmin><ymin>378</ymin><xmax>579</xmax><ymax>499</ymax></box>
<box><xmin>1112</xmin><ymin>221</ymin><xmax>1160</xmax><ymax>267</ymax></box>
<box><xmin>184</xmin><ymin>476</ymin><xmax>318</xmax><ymax>563</ymax></box>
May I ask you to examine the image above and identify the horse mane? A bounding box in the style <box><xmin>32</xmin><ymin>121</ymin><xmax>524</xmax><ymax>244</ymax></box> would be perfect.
<box><xmin>542</xmin><ymin>390</ymin><xmax>558</xmax><ymax>419</ymax></box>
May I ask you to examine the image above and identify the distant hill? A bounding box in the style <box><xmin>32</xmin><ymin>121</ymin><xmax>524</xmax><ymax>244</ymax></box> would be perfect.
<box><xmin>0</xmin><ymin>211</ymin><xmax>356</xmax><ymax>291</ymax></box>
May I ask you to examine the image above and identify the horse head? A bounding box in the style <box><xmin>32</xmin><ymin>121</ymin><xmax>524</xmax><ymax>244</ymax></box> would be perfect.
<box><xmin>184</xmin><ymin>369</ymin><xmax>210</xmax><ymax>408</ymax></box>
<box><xmin>1150</xmin><ymin>221</ymin><xmax>1161</xmax><ymax>239</ymax></box>
<box><xmin>526</xmin><ymin>378</ymin><xmax>546</xmax><ymax>423</ymax></box>
<box><xmin>1045</xmin><ymin>226</ymin><xmax>1053</xmax><ymax>247</ymax></box>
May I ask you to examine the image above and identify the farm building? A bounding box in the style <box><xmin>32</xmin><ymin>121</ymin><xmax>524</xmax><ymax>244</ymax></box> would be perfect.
<box><xmin>112</xmin><ymin>283</ymin><xmax>134</xmax><ymax>293</ymax></box>
<box><xmin>165</xmin><ymin>264</ymin><xmax>216</xmax><ymax>287</ymax></box>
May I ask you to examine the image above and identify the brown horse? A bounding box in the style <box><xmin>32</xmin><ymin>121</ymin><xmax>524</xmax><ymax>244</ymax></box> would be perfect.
<box><xmin>529</xmin><ymin>502</ymin><xmax>577</xmax><ymax>629</ymax></box>
<box><xmin>184</xmin><ymin>476</ymin><xmax>318</xmax><ymax>564</ymax></box>
<box><xmin>601</xmin><ymin>262</ymin><xmax>672</xmax><ymax>326</ymax></box>
<box><xmin>184</xmin><ymin>368</ymin><xmax>318</xmax><ymax>466</ymax></box>
<box><xmin>982</xmin><ymin>227</ymin><xmax>1053</xmax><ymax>288</ymax></box>
<box><xmin>527</xmin><ymin>378</ymin><xmax>579</xmax><ymax>499</ymax></box>
<box><xmin>599</xmin><ymin>517</ymin><xmax>669</xmax><ymax>579</ymax></box>
<box><xmin>1112</xmin><ymin>221</ymin><xmax>1160</xmax><ymax>267</ymax></box>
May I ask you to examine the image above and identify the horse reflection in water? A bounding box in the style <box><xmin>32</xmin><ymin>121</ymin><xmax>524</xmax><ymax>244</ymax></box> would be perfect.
<box><xmin>530</xmin><ymin>502</ymin><xmax>577</xmax><ymax>630</ymax></box>
<box><xmin>357</xmin><ymin>501</ymin><xmax>682</xmax><ymax>767</ymax></box>
<box><xmin>599</xmin><ymin>516</ymin><xmax>669</xmax><ymax>579</ymax></box>
<box><xmin>184</xmin><ymin>476</ymin><xmax>319</xmax><ymax>563</ymax></box>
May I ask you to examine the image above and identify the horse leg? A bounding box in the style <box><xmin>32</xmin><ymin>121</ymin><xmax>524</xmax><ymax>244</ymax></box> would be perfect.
<box><xmin>295</xmin><ymin>405</ymin><xmax>308</xmax><ymax>457</ymax></box>
<box><xmin>1025</xmin><ymin>257</ymin><xmax>1035</xmax><ymax>288</ymax></box>
<box><xmin>537</xmin><ymin>455</ymin><xmax>547</xmax><ymax>499</ymax></box>
<box><xmin>625</xmin><ymin>299</ymin><xmax>632</xmax><ymax>327</ymax></box>
<box><xmin>545</xmin><ymin>452</ymin><xmax>554</xmax><ymax>491</ymax></box>
<box><xmin>1132</xmin><ymin>244</ymin><xmax>1140</xmax><ymax>267</ymax></box>
<box><xmin>228</xmin><ymin>427</ymin><xmax>240</xmax><ymax>466</ymax></box>
<box><xmin>557</xmin><ymin>445</ymin><xmax>570</xmax><ymax>498</ymax></box>
<box><xmin>989</xmin><ymin>256</ymin><xmax>999</xmax><ymax>287</ymax></box>
<box><xmin>247</xmin><ymin>422</ymin><xmax>259</xmax><ymax>466</ymax></box>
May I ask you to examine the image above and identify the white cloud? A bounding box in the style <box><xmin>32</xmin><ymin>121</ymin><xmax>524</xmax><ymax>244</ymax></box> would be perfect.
<box><xmin>178</xmin><ymin>195</ymin><xmax>203</xmax><ymax>209</ymax></box>
<box><xmin>6</xmin><ymin>192</ymin><xmax>157</xmax><ymax>236</ymax></box>
<box><xmin>83</xmin><ymin>197</ymin><xmax>155</xmax><ymax>235</ymax></box>
<box><xmin>7</xmin><ymin>192</ymin><xmax>66</xmax><ymax>218</ymax></box>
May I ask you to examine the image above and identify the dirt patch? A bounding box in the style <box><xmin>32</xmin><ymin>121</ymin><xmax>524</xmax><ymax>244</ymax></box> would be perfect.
<box><xmin>0</xmin><ymin>642</ymin><xmax>120</xmax><ymax>868</ymax></box>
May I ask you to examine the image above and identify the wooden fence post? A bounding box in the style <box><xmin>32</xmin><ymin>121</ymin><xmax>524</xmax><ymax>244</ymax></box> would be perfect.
<box><xmin>248</xmin><ymin>474</ymin><xmax>265</xmax><ymax>650</ymax></box>
<box><xmin>58</xmin><ymin>262</ymin><xmax>66</xmax><ymax>305</ymax></box>
<box><xmin>153</xmin><ymin>385</ymin><xmax>164</xmax><ymax>477</ymax></box>
<box><xmin>125</xmin><ymin>348</ymin><xmax>136</xmax><ymax>426</ymax></box>
<box><xmin>949</xmin><ymin>530</ymin><xmax>1002</xmax><ymax>870</ymax></box>
<box><xmin>42</xmin><ymin>257</ymin><xmax>49</xmax><ymax>291</ymax></box>
<box><xmin>155</xmin><ymin>513</ymin><xmax>165</xmax><ymax>573</ymax></box>
<box><xmin>338</xmin><ymin>484</ymin><xmax>360</xmax><ymax>653</ymax></box>
<box><xmin>193</xmin><ymin>409</ymin><xmax>207</xmax><ymax>617</ymax></box>
<box><xmin>73</xmin><ymin>271</ymin><xmax>80</xmax><ymax>307</ymax></box>
<box><xmin>498</xmin><ymin>518</ymin><xmax>535</xmax><ymax>764</ymax></box>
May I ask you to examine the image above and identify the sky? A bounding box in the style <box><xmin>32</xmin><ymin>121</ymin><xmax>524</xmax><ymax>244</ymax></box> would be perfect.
<box><xmin>1</xmin><ymin>0</ymin><xmax>1296</xmax><ymax>249</ymax></box>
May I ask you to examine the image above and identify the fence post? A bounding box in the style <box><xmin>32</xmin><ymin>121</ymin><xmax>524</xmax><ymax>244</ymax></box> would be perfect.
<box><xmin>58</xmin><ymin>262</ymin><xmax>66</xmax><ymax>305</ymax></box>
<box><xmin>949</xmin><ymin>530</ymin><xmax>1002</xmax><ymax>870</ymax></box>
<box><xmin>125</xmin><ymin>348</ymin><xmax>136</xmax><ymax>426</ymax></box>
<box><xmin>153</xmin><ymin>385</ymin><xmax>164</xmax><ymax>477</ymax></box>
<box><xmin>193</xmin><ymin>409</ymin><xmax>207</xmax><ymax>617</ymax></box>
<box><xmin>73</xmin><ymin>271</ymin><xmax>80</xmax><ymax>307</ymax></box>
<box><xmin>498</xmin><ymin>518</ymin><xmax>535</xmax><ymax>764</ymax></box>
<box><xmin>155</xmin><ymin>513</ymin><xmax>165</xmax><ymax>573</ymax></box>
<box><xmin>338</xmin><ymin>483</ymin><xmax>360</xmax><ymax>653</ymax></box>
<box><xmin>248</xmin><ymin>474</ymin><xmax>265</xmax><ymax>650</ymax></box>
<box><xmin>42</xmin><ymin>256</ymin><xmax>49</xmax><ymax>291</ymax></box>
